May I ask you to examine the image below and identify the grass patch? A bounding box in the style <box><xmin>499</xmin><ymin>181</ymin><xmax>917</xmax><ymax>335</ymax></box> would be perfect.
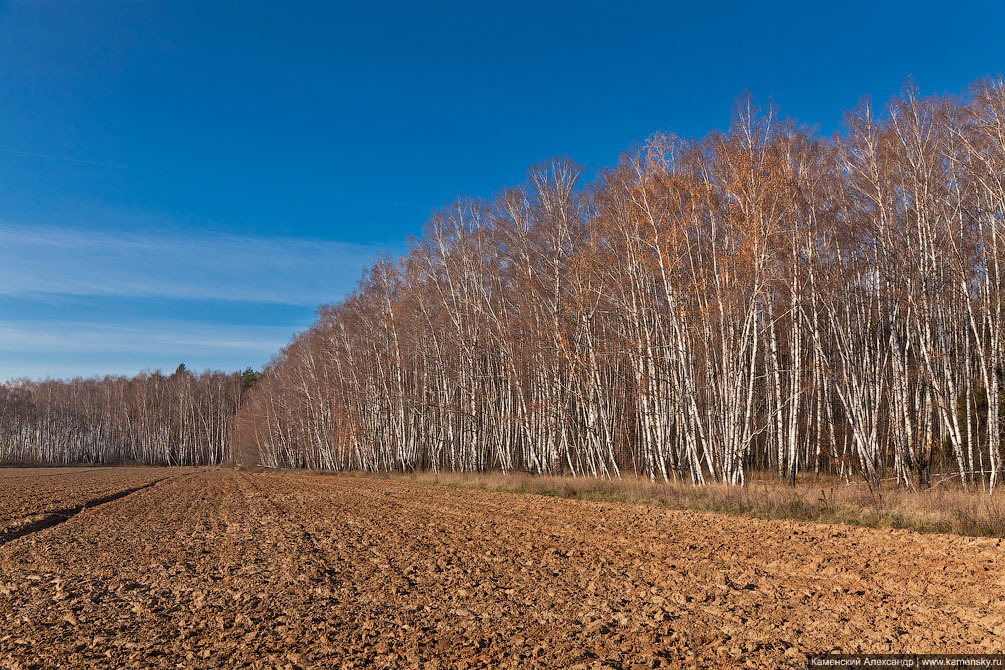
<box><xmin>327</xmin><ymin>469</ymin><xmax>1005</xmax><ymax>538</ymax></box>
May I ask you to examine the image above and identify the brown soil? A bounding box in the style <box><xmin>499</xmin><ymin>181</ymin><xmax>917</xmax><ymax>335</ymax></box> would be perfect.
<box><xmin>0</xmin><ymin>468</ymin><xmax>1001</xmax><ymax>668</ymax></box>
<box><xmin>0</xmin><ymin>467</ymin><xmax>192</xmax><ymax>540</ymax></box>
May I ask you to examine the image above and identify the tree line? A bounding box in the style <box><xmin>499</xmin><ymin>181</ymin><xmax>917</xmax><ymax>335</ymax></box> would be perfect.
<box><xmin>0</xmin><ymin>365</ymin><xmax>257</xmax><ymax>466</ymax></box>
<box><xmin>238</xmin><ymin>78</ymin><xmax>1005</xmax><ymax>492</ymax></box>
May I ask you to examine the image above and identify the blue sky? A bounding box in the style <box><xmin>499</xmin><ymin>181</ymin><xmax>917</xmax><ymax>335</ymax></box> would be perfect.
<box><xmin>1</xmin><ymin>0</ymin><xmax>1003</xmax><ymax>380</ymax></box>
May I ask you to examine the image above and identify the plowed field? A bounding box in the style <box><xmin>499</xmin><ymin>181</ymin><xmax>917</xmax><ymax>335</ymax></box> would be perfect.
<box><xmin>0</xmin><ymin>468</ymin><xmax>1001</xmax><ymax>669</ymax></box>
<box><xmin>0</xmin><ymin>467</ymin><xmax>193</xmax><ymax>542</ymax></box>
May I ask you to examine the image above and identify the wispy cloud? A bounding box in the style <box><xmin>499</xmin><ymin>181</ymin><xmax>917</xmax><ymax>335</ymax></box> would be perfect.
<box><xmin>0</xmin><ymin>319</ymin><xmax>295</xmax><ymax>381</ymax></box>
<box><xmin>0</xmin><ymin>320</ymin><xmax>290</xmax><ymax>354</ymax></box>
<box><xmin>0</xmin><ymin>223</ymin><xmax>403</xmax><ymax>380</ymax></box>
<box><xmin>0</xmin><ymin>223</ymin><xmax>398</xmax><ymax>305</ymax></box>
<box><xmin>0</xmin><ymin>148</ymin><xmax>129</xmax><ymax>169</ymax></box>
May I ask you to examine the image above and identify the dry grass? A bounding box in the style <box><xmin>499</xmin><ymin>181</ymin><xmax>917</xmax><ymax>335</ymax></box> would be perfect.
<box><xmin>341</xmin><ymin>469</ymin><xmax>1005</xmax><ymax>538</ymax></box>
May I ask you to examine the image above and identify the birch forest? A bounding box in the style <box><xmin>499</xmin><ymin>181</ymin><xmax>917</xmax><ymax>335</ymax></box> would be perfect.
<box><xmin>0</xmin><ymin>367</ymin><xmax>248</xmax><ymax>465</ymax></box>
<box><xmin>238</xmin><ymin>79</ymin><xmax>1005</xmax><ymax>492</ymax></box>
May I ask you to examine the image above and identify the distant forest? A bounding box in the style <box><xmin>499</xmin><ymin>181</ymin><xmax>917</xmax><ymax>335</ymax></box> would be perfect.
<box><xmin>240</xmin><ymin>78</ymin><xmax>1005</xmax><ymax>491</ymax></box>
<box><xmin>0</xmin><ymin>366</ymin><xmax>258</xmax><ymax>465</ymax></box>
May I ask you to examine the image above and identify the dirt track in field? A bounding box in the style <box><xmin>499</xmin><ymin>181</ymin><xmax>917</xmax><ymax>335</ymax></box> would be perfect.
<box><xmin>0</xmin><ymin>467</ymin><xmax>192</xmax><ymax>544</ymax></box>
<box><xmin>0</xmin><ymin>468</ymin><xmax>1001</xmax><ymax>669</ymax></box>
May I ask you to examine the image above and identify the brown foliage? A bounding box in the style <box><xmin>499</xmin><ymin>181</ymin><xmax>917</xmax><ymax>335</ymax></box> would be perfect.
<box><xmin>244</xmin><ymin>77</ymin><xmax>1005</xmax><ymax>492</ymax></box>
